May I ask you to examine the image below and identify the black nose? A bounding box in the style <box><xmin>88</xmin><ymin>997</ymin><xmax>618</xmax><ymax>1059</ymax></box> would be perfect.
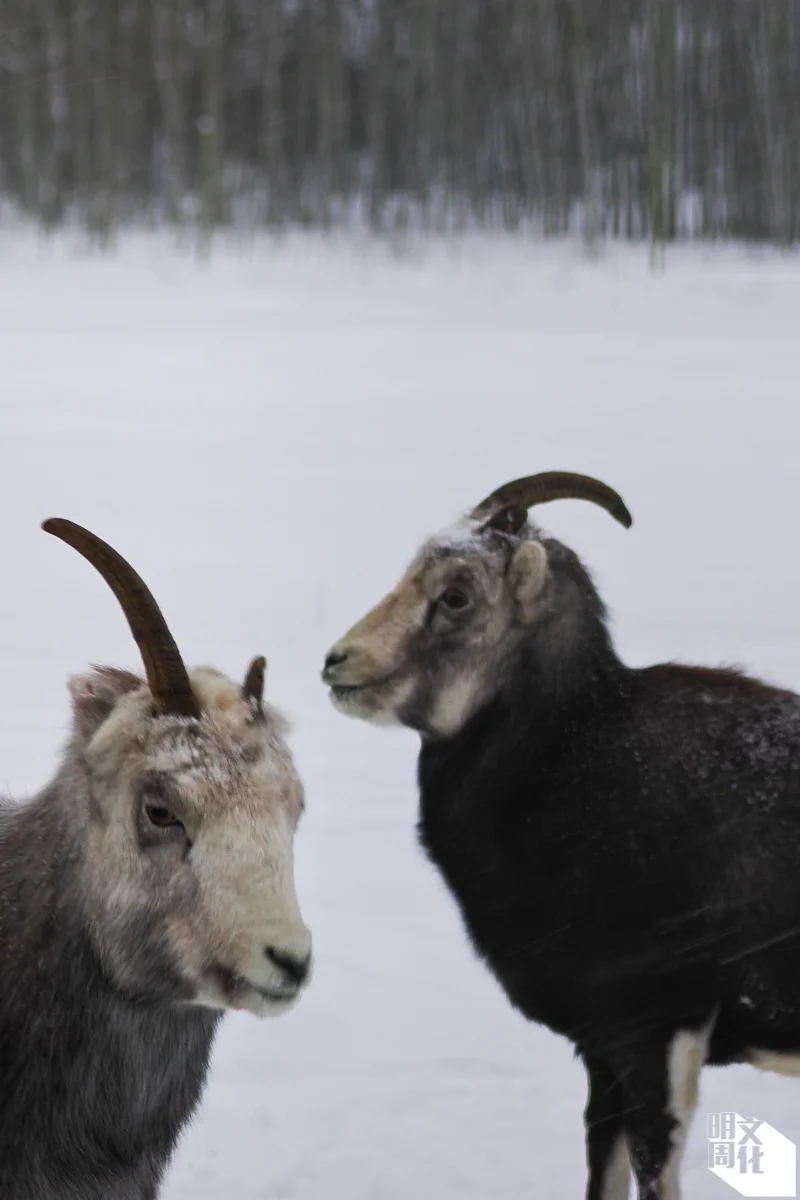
<box><xmin>265</xmin><ymin>946</ymin><xmax>311</xmax><ymax>986</ymax></box>
<box><xmin>324</xmin><ymin>648</ymin><xmax>349</xmax><ymax>673</ymax></box>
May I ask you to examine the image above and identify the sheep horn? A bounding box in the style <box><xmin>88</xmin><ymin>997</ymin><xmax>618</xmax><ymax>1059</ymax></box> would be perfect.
<box><xmin>470</xmin><ymin>472</ymin><xmax>633</xmax><ymax>529</ymax></box>
<box><xmin>242</xmin><ymin>655</ymin><xmax>267</xmax><ymax>708</ymax></box>
<box><xmin>42</xmin><ymin>518</ymin><xmax>201</xmax><ymax>719</ymax></box>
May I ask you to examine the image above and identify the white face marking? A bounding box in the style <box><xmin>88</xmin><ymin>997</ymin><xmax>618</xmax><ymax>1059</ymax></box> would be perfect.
<box><xmin>749</xmin><ymin>1051</ymin><xmax>800</xmax><ymax>1077</ymax></box>
<box><xmin>427</xmin><ymin>670</ymin><xmax>486</xmax><ymax>738</ymax></box>
<box><xmin>601</xmin><ymin>1135</ymin><xmax>631</xmax><ymax>1200</ymax></box>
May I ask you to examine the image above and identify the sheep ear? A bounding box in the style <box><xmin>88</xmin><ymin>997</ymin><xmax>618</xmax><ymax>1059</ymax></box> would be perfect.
<box><xmin>509</xmin><ymin>541</ymin><xmax>548</xmax><ymax>623</ymax></box>
<box><xmin>68</xmin><ymin>667</ymin><xmax>144</xmax><ymax>740</ymax></box>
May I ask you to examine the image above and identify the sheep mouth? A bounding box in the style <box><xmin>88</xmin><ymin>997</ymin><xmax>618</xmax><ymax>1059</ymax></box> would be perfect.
<box><xmin>247</xmin><ymin>981</ymin><xmax>298</xmax><ymax>1004</ymax></box>
<box><xmin>329</xmin><ymin>675</ymin><xmax>395</xmax><ymax>701</ymax></box>
<box><xmin>330</xmin><ymin>683</ymin><xmax>367</xmax><ymax>699</ymax></box>
<box><xmin>212</xmin><ymin>965</ymin><xmax>299</xmax><ymax>1006</ymax></box>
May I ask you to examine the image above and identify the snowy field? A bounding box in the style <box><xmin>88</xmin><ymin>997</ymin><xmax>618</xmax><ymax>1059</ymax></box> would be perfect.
<box><xmin>1</xmin><ymin>230</ymin><xmax>800</xmax><ymax>1198</ymax></box>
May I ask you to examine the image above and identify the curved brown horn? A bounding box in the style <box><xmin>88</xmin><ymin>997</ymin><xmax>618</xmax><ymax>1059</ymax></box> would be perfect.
<box><xmin>242</xmin><ymin>655</ymin><xmax>266</xmax><ymax>708</ymax></box>
<box><xmin>42</xmin><ymin>518</ymin><xmax>200</xmax><ymax>718</ymax></box>
<box><xmin>470</xmin><ymin>471</ymin><xmax>633</xmax><ymax>530</ymax></box>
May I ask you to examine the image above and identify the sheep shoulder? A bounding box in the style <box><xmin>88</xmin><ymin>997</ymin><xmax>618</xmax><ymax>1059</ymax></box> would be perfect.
<box><xmin>0</xmin><ymin>789</ymin><xmax>217</xmax><ymax>1200</ymax></box>
<box><xmin>416</xmin><ymin>661</ymin><xmax>800</xmax><ymax>1032</ymax></box>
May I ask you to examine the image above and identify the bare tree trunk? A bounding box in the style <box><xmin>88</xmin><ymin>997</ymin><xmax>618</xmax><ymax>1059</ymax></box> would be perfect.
<box><xmin>646</xmin><ymin>0</ymin><xmax>676</xmax><ymax>266</ymax></box>
<box><xmin>197</xmin><ymin>0</ymin><xmax>226</xmax><ymax>252</ymax></box>
<box><xmin>91</xmin><ymin>0</ymin><xmax>119</xmax><ymax>244</ymax></box>
<box><xmin>67</xmin><ymin>0</ymin><xmax>94</xmax><ymax>221</ymax></box>
<box><xmin>260</xmin><ymin>0</ymin><xmax>285</xmax><ymax>225</ymax></box>
<box><xmin>788</xmin><ymin>2</ymin><xmax>800</xmax><ymax>242</ymax></box>
<box><xmin>313</xmin><ymin>0</ymin><xmax>346</xmax><ymax>226</ymax></box>
<box><xmin>368</xmin><ymin>0</ymin><xmax>391</xmax><ymax>230</ymax></box>
<box><xmin>567</xmin><ymin>0</ymin><xmax>601</xmax><ymax>247</ymax></box>
<box><xmin>38</xmin><ymin>0</ymin><xmax>69</xmax><ymax>227</ymax></box>
<box><xmin>6</xmin><ymin>3</ymin><xmax>38</xmax><ymax>215</ymax></box>
<box><xmin>747</xmin><ymin>4</ymin><xmax>791</xmax><ymax>242</ymax></box>
<box><xmin>291</xmin><ymin>1</ymin><xmax>316</xmax><ymax>221</ymax></box>
<box><xmin>414</xmin><ymin>0</ymin><xmax>438</xmax><ymax>226</ymax></box>
<box><xmin>516</xmin><ymin>0</ymin><xmax>548</xmax><ymax>227</ymax></box>
<box><xmin>153</xmin><ymin>0</ymin><xmax>189</xmax><ymax>224</ymax></box>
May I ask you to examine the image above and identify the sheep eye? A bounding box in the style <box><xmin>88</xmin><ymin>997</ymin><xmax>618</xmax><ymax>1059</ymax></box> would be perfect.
<box><xmin>145</xmin><ymin>804</ymin><xmax>183</xmax><ymax>829</ymax></box>
<box><xmin>439</xmin><ymin>587</ymin><xmax>471</xmax><ymax>611</ymax></box>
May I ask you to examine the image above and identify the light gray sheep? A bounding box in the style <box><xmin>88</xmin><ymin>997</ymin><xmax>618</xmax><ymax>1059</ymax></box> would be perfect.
<box><xmin>0</xmin><ymin>519</ymin><xmax>312</xmax><ymax>1199</ymax></box>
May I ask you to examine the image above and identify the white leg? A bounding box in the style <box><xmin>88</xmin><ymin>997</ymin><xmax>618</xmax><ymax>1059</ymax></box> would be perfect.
<box><xmin>601</xmin><ymin>1135</ymin><xmax>632</xmax><ymax>1200</ymax></box>
<box><xmin>658</xmin><ymin>1020</ymin><xmax>714</xmax><ymax>1200</ymax></box>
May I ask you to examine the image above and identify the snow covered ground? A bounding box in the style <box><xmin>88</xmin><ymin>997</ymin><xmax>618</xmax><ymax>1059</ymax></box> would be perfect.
<box><xmin>1</xmin><ymin>230</ymin><xmax>799</xmax><ymax>1198</ymax></box>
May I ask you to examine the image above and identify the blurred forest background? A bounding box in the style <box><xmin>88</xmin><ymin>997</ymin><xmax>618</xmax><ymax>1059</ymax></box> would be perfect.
<box><xmin>0</xmin><ymin>0</ymin><xmax>798</xmax><ymax>244</ymax></box>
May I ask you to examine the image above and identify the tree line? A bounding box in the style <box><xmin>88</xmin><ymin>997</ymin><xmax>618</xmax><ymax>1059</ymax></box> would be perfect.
<box><xmin>0</xmin><ymin>0</ymin><xmax>798</xmax><ymax>243</ymax></box>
